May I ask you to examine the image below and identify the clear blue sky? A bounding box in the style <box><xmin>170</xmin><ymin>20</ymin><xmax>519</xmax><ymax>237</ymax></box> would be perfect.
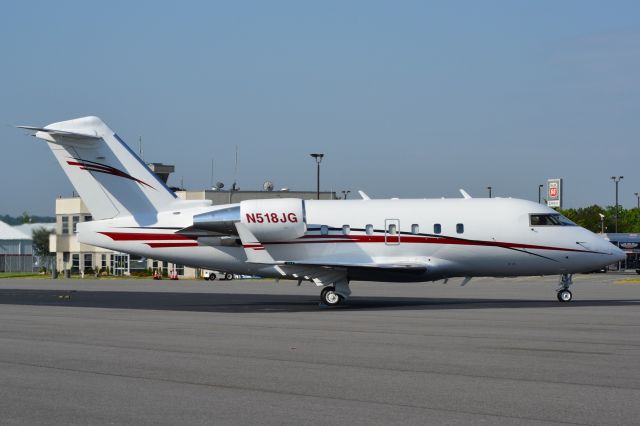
<box><xmin>2</xmin><ymin>1</ymin><xmax>639</xmax><ymax>215</ymax></box>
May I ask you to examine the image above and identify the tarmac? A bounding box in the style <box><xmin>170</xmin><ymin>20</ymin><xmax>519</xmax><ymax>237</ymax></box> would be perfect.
<box><xmin>0</xmin><ymin>274</ymin><xmax>639</xmax><ymax>425</ymax></box>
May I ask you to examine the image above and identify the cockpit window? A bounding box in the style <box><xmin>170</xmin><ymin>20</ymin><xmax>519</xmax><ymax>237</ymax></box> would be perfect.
<box><xmin>529</xmin><ymin>214</ymin><xmax>576</xmax><ymax>226</ymax></box>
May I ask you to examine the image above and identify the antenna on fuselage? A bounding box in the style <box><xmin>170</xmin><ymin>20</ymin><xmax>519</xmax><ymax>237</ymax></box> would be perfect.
<box><xmin>358</xmin><ymin>190</ymin><xmax>371</xmax><ymax>200</ymax></box>
<box><xmin>459</xmin><ymin>189</ymin><xmax>472</xmax><ymax>199</ymax></box>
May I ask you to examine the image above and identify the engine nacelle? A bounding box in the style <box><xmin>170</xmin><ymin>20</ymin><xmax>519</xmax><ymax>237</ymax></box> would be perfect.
<box><xmin>240</xmin><ymin>198</ymin><xmax>306</xmax><ymax>241</ymax></box>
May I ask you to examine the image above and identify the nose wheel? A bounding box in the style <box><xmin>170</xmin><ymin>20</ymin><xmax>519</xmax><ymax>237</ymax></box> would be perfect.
<box><xmin>557</xmin><ymin>289</ymin><xmax>572</xmax><ymax>302</ymax></box>
<box><xmin>556</xmin><ymin>274</ymin><xmax>573</xmax><ymax>303</ymax></box>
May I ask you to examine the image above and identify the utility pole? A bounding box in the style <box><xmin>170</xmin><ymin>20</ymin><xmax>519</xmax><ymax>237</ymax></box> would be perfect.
<box><xmin>635</xmin><ymin>192</ymin><xmax>639</xmax><ymax>209</ymax></box>
<box><xmin>611</xmin><ymin>176</ymin><xmax>624</xmax><ymax>233</ymax></box>
<box><xmin>310</xmin><ymin>153</ymin><xmax>324</xmax><ymax>200</ymax></box>
<box><xmin>487</xmin><ymin>186</ymin><xmax>492</xmax><ymax>198</ymax></box>
<box><xmin>538</xmin><ymin>184</ymin><xmax>544</xmax><ymax>204</ymax></box>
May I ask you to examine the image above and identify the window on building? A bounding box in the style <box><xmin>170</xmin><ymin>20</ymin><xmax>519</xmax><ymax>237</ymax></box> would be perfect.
<box><xmin>175</xmin><ymin>264</ymin><xmax>185</xmax><ymax>276</ymax></box>
<box><xmin>72</xmin><ymin>216</ymin><xmax>80</xmax><ymax>233</ymax></box>
<box><xmin>366</xmin><ymin>224</ymin><xmax>373</xmax><ymax>235</ymax></box>
<box><xmin>456</xmin><ymin>223</ymin><xmax>464</xmax><ymax>234</ymax></box>
<box><xmin>84</xmin><ymin>215</ymin><xmax>93</xmax><ymax>222</ymax></box>
<box><xmin>84</xmin><ymin>253</ymin><xmax>93</xmax><ymax>272</ymax></box>
<box><xmin>434</xmin><ymin>223</ymin><xmax>441</xmax><ymax>234</ymax></box>
<box><xmin>101</xmin><ymin>254</ymin><xmax>107</xmax><ymax>269</ymax></box>
<box><xmin>71</xmin><ymin>253</ymin><xmax>80</xmax><ymax>273</ymax></box>
<box><xmin>342</xmin><ymin>225</ymin><xmax>350</xmax><ymax>235</ymax></box>
<box><xmin>320</xmin><ymin>225</ymin><xmax>328</xmax><ymax>235</ymax></box>
<box><xmin>411</xmin><ymin>224</ymin><xmax>419</xmax><ymax>234</ymax></box>
<box><xmin>62</xmin><ymin>217</ymin><xmax>69</xmax><ymax>234</ymax></box>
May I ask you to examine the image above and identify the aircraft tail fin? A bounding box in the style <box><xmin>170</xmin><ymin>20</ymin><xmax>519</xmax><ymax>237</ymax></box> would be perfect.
<box><xmin>19</xmin><ymin>116</ymin><xmax>194</xmax><ymax>220</ymax></box>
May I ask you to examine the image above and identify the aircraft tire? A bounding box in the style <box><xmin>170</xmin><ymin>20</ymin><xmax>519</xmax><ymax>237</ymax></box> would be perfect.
<box><xmin>321</xmin><ymin>287</ymin><xmax>342</xmax><ymax>306</ymax></box>
<box><xmin>557</xmin><ymin>289</ymin><xmax>572</xmax><ymax>302</ymax></box>
<box><xmin>224</xmin><ymin>273</ymin><xmax>233</xmax><ymax>280</ymax></box>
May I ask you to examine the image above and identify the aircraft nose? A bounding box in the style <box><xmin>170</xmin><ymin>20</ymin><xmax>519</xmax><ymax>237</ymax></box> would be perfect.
<box><xmin>612</xmin><ymin>245</ymin><xmax>626</xmax><ymax>263</ymax></box>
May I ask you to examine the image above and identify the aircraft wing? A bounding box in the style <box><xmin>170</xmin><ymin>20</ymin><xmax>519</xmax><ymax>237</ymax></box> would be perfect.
<box><xmin>278</xmin><ymin>259</ymin><xmax>428</xmax><ymax>271</ymax></box>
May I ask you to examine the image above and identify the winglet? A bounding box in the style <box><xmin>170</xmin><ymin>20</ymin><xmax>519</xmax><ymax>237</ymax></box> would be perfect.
<box><xmin>358</xmin><ymin>190</ymin><xmax>371</xmax><ymax>200</ymax></box>
<box><xmin>235</xmin><ymin>222</ymin><xmax>276</xmax><ymax>264</ymax></box>
<box><xmin>459</xmin><ymin>189</ymin><xmax>472</xmax><ymax>199</ymax></box>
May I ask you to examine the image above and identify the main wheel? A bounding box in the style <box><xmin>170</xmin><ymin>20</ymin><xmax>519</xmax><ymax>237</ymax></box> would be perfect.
<box><xmin>224</xmin><ymin>273</ymin><xmax>233</xmax><ymax>280</ymax></box>
<box><xmin>320</xmin><ymin>287</ymin><xmax>342</xmax><ymax>306</ymax></box>
<box><xmin>557</xmin><ymin>289</ymin><xmax>572</xmax><ymax>302</ymax></box>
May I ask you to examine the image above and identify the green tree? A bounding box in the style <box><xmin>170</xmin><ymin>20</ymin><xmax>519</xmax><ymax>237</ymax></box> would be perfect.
<box><xmin>19</xmin><ymin>211</ymin><xmax>32</xmax><ymax>224</ymax></box>
<box><xmin>31</xmin><ymin>226</ymin><xmax>53</xmax><ymax>257</ymax></box>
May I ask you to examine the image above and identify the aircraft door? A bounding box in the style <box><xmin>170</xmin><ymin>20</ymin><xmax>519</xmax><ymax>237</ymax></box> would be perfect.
<box><xmin>385</xmin><ymin>219</ymin><xmax>401</xmax><ymax>245</ymax></box>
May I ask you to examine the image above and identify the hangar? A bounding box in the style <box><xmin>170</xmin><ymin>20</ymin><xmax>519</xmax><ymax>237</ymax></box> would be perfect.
<box><xmin>0</xmin><ymin>220</ymin><xmax>32</xmax><ymax>272</ymax></box>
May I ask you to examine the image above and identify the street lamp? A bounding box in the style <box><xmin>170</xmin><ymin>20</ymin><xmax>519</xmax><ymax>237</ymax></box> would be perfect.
<box><xmin>487</xmin><ymin>186</ymin><xmax>492</xmax><ymax>198</ymax></box>
<box><xmin>635</xmin><ymin>192</ymin><xmax>639</xmax><ymax>209</ymax></box>
<box><xmin>341</xmin><ymin>190</ymin><xmax>351</xmax><ymax>200</ymax></box>
<box><xmin>538</xmin><ymin>184</ymin><xmax>544</xmax><ymax>204</ymax></box>
<box><xmin>599</xmin><ymin>213</ymin><xmax>605</xmax><ymax>234</ymax></box>
<box><xmin>611</xmin><ymin>176</ymin><xmax>624</xmax><ymax>233</ymax></box>
<box><xmin>310</xmin><ymin>153</ymin><xmax>324</xmax><ymax>200</ymax></box>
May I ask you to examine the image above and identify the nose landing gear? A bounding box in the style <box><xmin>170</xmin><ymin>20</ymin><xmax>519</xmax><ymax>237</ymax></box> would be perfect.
<box><xmin>557</xmin><ymin>274</ymin><xmax>573</xmax><ymax>302</ymax></box>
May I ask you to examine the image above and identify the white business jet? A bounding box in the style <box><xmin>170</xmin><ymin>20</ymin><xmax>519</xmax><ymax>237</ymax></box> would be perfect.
<box><xmin>18</xmin><ymin>117</ymin><xmax>624</xmax><ymax>305</ymax></box>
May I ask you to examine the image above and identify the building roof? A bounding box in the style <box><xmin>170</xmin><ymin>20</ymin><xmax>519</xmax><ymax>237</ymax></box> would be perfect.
<box><xmin>0</xmin><ymin>220</ymin><xmax>31</xmax><ymax>240</ymax></box>
<box><xmin>13</xmin><ymin>223</ymin><xmax>55</xmax><ymax>238</ymax></box>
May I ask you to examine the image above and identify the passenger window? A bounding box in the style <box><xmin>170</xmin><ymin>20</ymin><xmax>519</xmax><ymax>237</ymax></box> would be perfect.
<box><xmin>411</xmin><ymin>224</ymin><xmax>419</xmax><ymax>234</ymax></box>
<box><xmin>366</xmin><ymin>224</ymin><xmax>373</xmax><ymax>235</ymax></box>
<box><xmin>456</xmin><ymin>223</ymin><xmax>464</xmax><ymax>234</ymax></box>
<box><xmin>321</xmin><ymin>225</ymin><xmax>328</xmax><ymax>235</ymax></box>
<box><xmin>433</xmin><ymin>223</ymin><xmax>441</xmax><ymax>234</ymax></box>
<box><xmin>388</xmin><ymin>224</ymin><xmax>397</xmax><ymax>235</ymax></box>
<box><xmin>342</xmin><ymin>225</ymin><xmax>350</xmax><ymax>235</ymax></box>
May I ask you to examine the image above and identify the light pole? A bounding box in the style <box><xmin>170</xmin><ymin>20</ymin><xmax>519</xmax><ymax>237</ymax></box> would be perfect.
<box><xmin>635</xmin><ymin>192</ymin><xmax>639</xmax><ymax>209</ymax></box>
<box><xmin>487</xmin><ymin>186</ymin><xmax>492</xmax><ymax>198</ymax></box>
<box><xmin>538</xmin><ymin>184</ymin><xmax>544</xmax><ymax>204</ymax></box>
<box><xmin>310</xmin><ymin>153</ymin><xmax>324</xmax><ymax>200</ymax></box>
<box><xmin>611</xmin><ymin>176</ymin><xmax>623</xmax><ymax>232</ymax></box>
<box><xmin>599</xmin><ymin>213</ymin><xmax>605</xmax><ymax>234</ymax></box>
<box><xmin>341</xmin><ymin>190</ymin><xmax>351</xmax><ymax>200</ymax></box>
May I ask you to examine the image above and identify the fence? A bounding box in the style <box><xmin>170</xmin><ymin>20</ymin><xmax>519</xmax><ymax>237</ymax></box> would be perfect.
<box><xmin>0</xmin><ymin>254</ymin><xmax>55</xmax><ymax>273</ymax></box>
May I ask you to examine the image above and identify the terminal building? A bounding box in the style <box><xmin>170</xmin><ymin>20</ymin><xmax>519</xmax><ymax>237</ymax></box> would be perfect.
<box><xmin>50</xmin><ymin>163</ymin><xmax>337</xmax><ymax>278</ymax></box>
<box><xmin>605</xmin><ymin>233</ymin><xmax>640</xmax><ymax>271</ymax></box>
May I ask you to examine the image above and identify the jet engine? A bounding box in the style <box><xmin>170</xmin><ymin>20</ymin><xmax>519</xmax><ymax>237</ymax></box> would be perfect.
<box><xmin>191</xmin><ymin>199</ymin><xmax>306</xmax><ymax>241</ymax></box>
<box><xmin>240</xmin><ymin>198</ymin><xmax>306</xmax><ymax>241</ymax></box>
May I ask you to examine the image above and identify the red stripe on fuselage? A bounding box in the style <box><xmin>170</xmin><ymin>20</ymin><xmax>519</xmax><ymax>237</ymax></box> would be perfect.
<box><xmin>100</xmin><ymin>232</ymin><xmax>194</xmax><ymax>241</ymax></box>
<box><xmin>145</xmin><ymin>242</ymin><xmax>199</xmax><ymax>248</ymax></box>
<box><xmin>267</xmin><ymin>234</ymin><xmax>597</xmax><ymax>254</ymax></box>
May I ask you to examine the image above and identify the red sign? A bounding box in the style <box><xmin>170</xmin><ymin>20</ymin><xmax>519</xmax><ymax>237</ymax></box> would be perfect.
<box><xmin>549</xmin><ymin>187</ymin><xmax>558</xmax><ymax>197</ymax></box>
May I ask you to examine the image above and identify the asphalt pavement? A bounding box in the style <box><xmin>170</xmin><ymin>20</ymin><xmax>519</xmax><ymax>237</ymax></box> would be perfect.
<box><xmin>0</xmin><ymin>274</ymin><xmax>639</xmax><ymax>425</ymax></box>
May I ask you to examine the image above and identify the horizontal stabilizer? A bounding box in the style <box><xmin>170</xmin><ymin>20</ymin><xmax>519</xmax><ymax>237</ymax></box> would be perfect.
<box><xmin>16</xmin><ymin>125</ymin><xmax>101</xmax><ymax>140</ymax></box>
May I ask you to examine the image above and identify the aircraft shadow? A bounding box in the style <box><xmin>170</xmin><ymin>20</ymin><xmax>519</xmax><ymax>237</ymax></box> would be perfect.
<box><xmin>0</xmin><ymin>289</ymin><xmax>637</xmax><ymax>313</ymax></box>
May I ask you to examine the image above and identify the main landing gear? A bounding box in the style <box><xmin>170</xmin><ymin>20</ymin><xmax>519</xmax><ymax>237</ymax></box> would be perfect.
<box><xmin>557</xmin><ymin>274</ymin><xmax>573</xmax><ymax>303</ymax></box>
<box><xmin>320</xmin><ymin>279</ymin><xmax>351</xmax><ymax>306</ymax></box>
